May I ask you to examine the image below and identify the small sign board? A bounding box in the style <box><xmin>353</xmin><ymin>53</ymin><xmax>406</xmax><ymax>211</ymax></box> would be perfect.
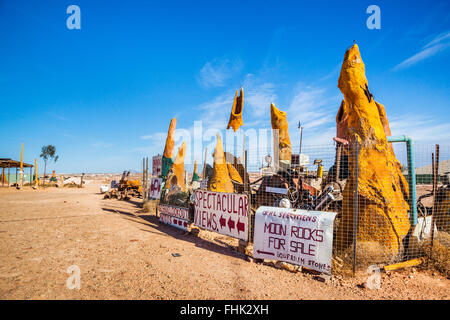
<box><xmin>158</xmin><ymin>204</ymin><xmax>189</xmax><ymax>231</ymax></box>
<box><xmin>200</xmin><ymin>179</ymin><xmax>208</xmax><ymax>189</ymax></box>
<box><xmin>291</xmin><ymin>153</ymin><xmax>309</xmax><ymax>167</ymax></box>
<box><xmin>194</xmin><ymin>190</ymin><xmax>248</xmax><ymax>241</ymax></box>
<box><xmin>149</xmin><ymin>178</ymin><xmax>162</xmax><ymax>199</ymax></box>
<box><xmin>253</xmin><ymin>206</ymin><xmax>337</xmax><ymax>274</ymax></box>
<box><xmin>265</xmin><ymin>186</ymin><xmax>287</xmax><ymax>195</ymax></box>
<box><xmin>152</xmin><ymin>155</ymin><xmax>162</xmax><ymax>177</ymax></box>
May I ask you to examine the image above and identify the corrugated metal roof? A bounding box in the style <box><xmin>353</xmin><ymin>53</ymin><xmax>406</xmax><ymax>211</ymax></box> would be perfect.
<box><xmin>0</xmin><ymin>158</ymin><xmax>34</xmax><ymax>168</ymax></box>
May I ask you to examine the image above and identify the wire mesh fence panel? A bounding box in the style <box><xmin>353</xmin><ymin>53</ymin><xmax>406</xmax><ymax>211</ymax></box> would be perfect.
<box><xmin>160</xmin><ymin>134</ymin><xmax>449</xmax><ymax>276</ymax></box>
<box><xmin>240</xmin><ymin>141</ymin><xmax>450</xmax><ymax>275</ymax></box>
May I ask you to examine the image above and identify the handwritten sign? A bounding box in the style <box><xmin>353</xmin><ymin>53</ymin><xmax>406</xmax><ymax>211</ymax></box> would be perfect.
<box><xmin>200</xmin><ymin>179</ymin><xmax>208</xmax><ymax>189</ymax></box>
<box><xmin>253</xmin><ymin>206</ymin><xmax>337</xmax><ymax>274</ymax></box>
<box><xmin>149</xmin><ymin>178</ymin><xmax>162</xmax><ymax>199</ymax></box>
<box><xmin>158</xmin><ymin>204</ymin><xmax>189</xmax><ymax>231</ymax></box>
<box><xmin>194</xmin><ymin>190</ymin><xmax>248</xmax><ymax>241</ymax></box>
<box><xmin>152</xmin><ymin>155</ymin><xmax>162</xmax><ymax>177</ymax></box>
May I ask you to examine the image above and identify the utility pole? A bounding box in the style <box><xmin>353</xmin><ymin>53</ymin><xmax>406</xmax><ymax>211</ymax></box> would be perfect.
<box><xmin>298</xmin><ymin>121</ymin><xmax>303</xmax><ymax>164</ymax></box>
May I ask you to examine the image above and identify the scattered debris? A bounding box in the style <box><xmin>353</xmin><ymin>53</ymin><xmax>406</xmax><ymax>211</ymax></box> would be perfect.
<box><xmin>383</xmin><ymin>258</ymin><xmax>425</xmax><ymax>272</ymax></box>
<box><xmin>314</xmin><ymin>274</ymin><xmax>331</xmax><ymax>283</ymax></box>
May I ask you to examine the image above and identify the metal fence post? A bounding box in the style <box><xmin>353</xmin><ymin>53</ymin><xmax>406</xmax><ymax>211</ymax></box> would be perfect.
<box><xmin>352</xmin><ymin>140</ymin><xmax>360</xmax><ymax>275</ymax></box>
<box><xmin>429</xmin><ymin>144</ymin><xmax>439</xmax><ymax>262</ymax></box>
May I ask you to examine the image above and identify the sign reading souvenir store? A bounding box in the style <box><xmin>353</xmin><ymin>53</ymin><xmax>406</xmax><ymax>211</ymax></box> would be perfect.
<box><xmin>194</xmin><ymin>190</ymin><xmax>249</xmax><ymax>241</ymax></box>
<box><xmin>158</xmin><ymin>204</ymin><xmax>189</xmax><ymax>231</ymax></box>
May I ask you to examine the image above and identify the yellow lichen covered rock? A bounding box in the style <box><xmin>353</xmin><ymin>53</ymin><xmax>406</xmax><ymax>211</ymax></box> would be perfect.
<box><xmin>191</xmin><ymin>160</ymin><xmax>200</xmax><ymax>182</ymax></box>
<box><xmin>227</xmin><ymin>163</ymin><xmax>243</xmax><ymax>184</ymax></box>
<box><xmin>163</xmin><ymin>118</ymin><xmax>177</xmax><ymax>159</ymax></box>
<box><xmin>126</xmin><ymin>180</ymin><xmax>142</xmax><ymax>193</ymax></box>
<box><xmin>435</xmin><ymin>188</ymin><xmax>450</xmax><ymax>233</ymax></box>
<box><xmin>1</xmin><ymin>168</ymin><xmax>8</xmax><ymax>184</ymax></box>
<box><xmin>336</xmin><ymin>44</ymin><xmax>410</xmax><ymax>254</ymax></box>
<box><xmin>227</xmin><ymin>88</ymin><xmax>244</xmax><ymax>132</ymax></box>
<box><xmin>270</xmin><ymin>103</ymin><xmax>292</xmax><ymax>165</ymax></box>
<box><xmin>208</xmin><ymin>134</ymin><xmax>234</xmax><ymax>193</ymax></box>
<box><xmin>167</xmin><ymin>141</ymin><xmax>187</xmax><ymax>192</ymax></box>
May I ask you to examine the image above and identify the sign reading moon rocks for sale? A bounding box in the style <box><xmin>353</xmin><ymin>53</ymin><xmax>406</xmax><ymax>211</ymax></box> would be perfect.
<box><xmin>253</xmin><ymin>206</ymin><xmax>337</xmax><ymax>274</ymax></box>
<box><xmin>158</xmin><ymin>204</ymin><xmax>189</xmax><ymax>231</ymax></box>
<box><xmin>194</xmin><ymin>190</ymin><xmax>248</xmax><ymax>241</ymax></box>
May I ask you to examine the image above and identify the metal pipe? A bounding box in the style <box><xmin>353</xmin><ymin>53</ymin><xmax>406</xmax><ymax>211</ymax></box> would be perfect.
<box><xmin>387</xmin><ymin>135</ymin><xmax>417</xmax><ymax>226</ymax></box>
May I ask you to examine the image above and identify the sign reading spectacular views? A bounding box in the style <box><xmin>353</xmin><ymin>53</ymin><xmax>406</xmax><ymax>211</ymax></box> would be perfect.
<box><xmin>194</xmin><ymin>190</ymin><xmax>248</xmax><ymax>241</ymax></box>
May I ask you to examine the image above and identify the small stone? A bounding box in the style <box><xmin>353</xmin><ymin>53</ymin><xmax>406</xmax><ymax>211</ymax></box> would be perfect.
<box><xmin>314</xmin><ymin>274</ymin><xmax>331</xmax><ymax>283</ymax></box>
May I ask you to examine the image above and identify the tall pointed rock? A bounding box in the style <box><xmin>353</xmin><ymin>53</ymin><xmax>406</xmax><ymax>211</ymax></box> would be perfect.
<box><xmin>208</xmin><ymin>134</ymin><xmax>234</xmax><ymax>193</ymax></box>
<box><xmin>227</xmin><ymin>88</ymin><xmax>244</xmax><ymax>132</ymax></box>
<box><xmin>336</xmin><ymin>44</ymin><xmax>410</xmax><ymax>254</ymax></box>
<box><xmin>162</xmin><ymin>118</ymin><xmax>176</xmax><ymax>181</ymax></box>
<box><xmin>270</xmin><ymin>103</ymin><xmax>292</xmax><ymax>168</ymax></box>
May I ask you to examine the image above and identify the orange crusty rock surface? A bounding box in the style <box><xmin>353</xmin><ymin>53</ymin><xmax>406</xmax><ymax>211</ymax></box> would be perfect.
<box><xmin>336</xmin><ymin>44</ymin><xmax>410</xmax><ymax>254</ymax></box>
<box><xmin>227</xmin><ymin>88</ymin><xmax>244</xmax><ymax>132</ymax></box>
<box><xmin>208</xmin><ymin>134</ymin><xmax>234</xmax><ymax>193</ymax></box>
<box><xmin>270</xmin><ymin>103</ymin><xmax>292</xmax><ymax>162</ymax></box>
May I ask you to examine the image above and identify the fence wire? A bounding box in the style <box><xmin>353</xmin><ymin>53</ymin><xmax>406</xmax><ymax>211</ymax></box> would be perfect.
<box><xmin>235</xmin><ymin>141</ymin><xmax>450</xmax><ymax>274</ymax></box>
<box><xmin>150</xmin><ymin>141</ymin><xmax>449</xmax><ymax>275</ymax></box>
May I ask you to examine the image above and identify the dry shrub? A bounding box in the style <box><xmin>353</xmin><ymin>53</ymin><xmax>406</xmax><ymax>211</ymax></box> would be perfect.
<box><xmin>142</xmin><ymin>199</ymin><xmax>159</xmax><ymax>214</ymax></box>
<box><xmin>421</xmin><ymin>231</ymin><xmax>450</xmax><ymax>277</ymax></box>
<box><xmin>333</xmin><ymin>241</ymin><xmax>401</xmax><ymax>275</ymax></box>
<box><xmin>64</xmin><ymin>183</ymin><xmax>80</xmax><ymax>188</ymax></box>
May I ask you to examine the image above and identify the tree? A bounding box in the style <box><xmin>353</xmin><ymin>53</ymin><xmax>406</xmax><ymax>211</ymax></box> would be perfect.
<box><xmin>40</xmin><ymin>145</ymin><xmax>59</xmax><ymax>186</ymax></box>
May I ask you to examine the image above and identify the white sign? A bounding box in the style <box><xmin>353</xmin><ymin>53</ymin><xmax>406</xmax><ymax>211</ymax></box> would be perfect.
<box><xmin>152</xmin><ymin>155</ymin><xmax>162</xmax><ymax>177</ymax></box>
<box><xmin>200</xmin><ymin>179</ymin><xmax>208</xmax><ymax>189</ymax></box>
<box><xmin>265</xmin><ymin>186</ymin><xmax>287</xmax><ymax>194</ymax></box>
<box><xmin>158</xmin><ymin>204</ymin><xmax>189</xmax><ymax>231</ymax></box>
<box><xmin>149</xmin><ymin>178</ymin><xmax>162</xmax><ymax>199</ymax></box>
<box><xmin>194</xmin><ymin>190</ymin><xmax>248</xmax><ymax>241</ymax></box>
<box><xmin>253</xmin><ymin>206</ymin><xmax>337</xmax><ymax>274</ymax></box>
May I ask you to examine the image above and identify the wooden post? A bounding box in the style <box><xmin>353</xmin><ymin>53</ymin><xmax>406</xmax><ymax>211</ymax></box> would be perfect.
<box><xmin>145</xmin><ymin>157</ymin><xmax>149</xmax><ymax>202</ymax></box>
<box><xmin>34</xmin><ymin>158</ymin><xmax>38</xmax><ymax>188</ymax></box>
<box><xmin>19</xmin><ymin>143</ymin><xmax>23</xmax><ymax>189</ymax></box>
<box><xmin>244</xmin><ymin>150</ymin><xmax>248</xmax><ymax>193</ymax></box>
<box><xmin>430</xmin><ymin>145</ymin><xmax>439</xmax><ymax>261</ymax></box>
<box><xmin>142</xmin><ymin>158</ymin><xmax>145</xmax><ymax>201</ymax></box>
<box><xmin>202</xmin><ymin>148</ymin><xmax>208</xmax><ymax>179</ymax></box>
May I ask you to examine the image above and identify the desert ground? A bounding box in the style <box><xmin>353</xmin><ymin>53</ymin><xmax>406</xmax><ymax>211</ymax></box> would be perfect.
<box><xmin>0</xmin><ymin>181</ymin><xmax>449</xmax><ymax>300</ymax></box>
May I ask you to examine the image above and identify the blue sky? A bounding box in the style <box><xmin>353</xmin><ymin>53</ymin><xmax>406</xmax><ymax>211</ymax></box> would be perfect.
<box><xmin>0</xmin><ymin>0</ymin><xmax>449</xmax><ymax>173</ymax></box>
